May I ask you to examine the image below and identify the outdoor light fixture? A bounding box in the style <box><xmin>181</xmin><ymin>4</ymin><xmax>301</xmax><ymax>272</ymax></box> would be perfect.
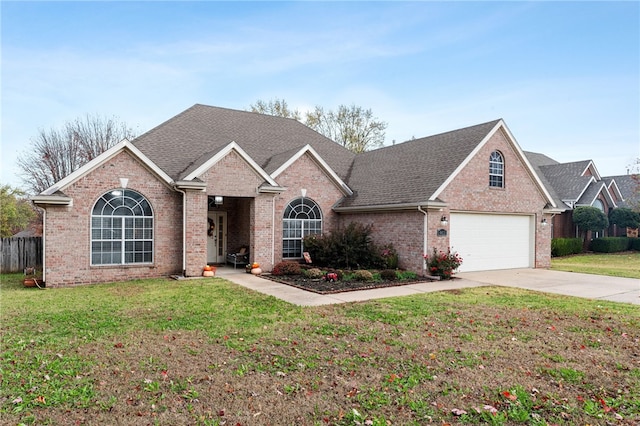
<box><xmin>541</xmin><ymin>218</ymin><xmax>547</xmax><ymax>226</ymax></box>
<box><xmin>440</xmin><ymin>215</ymin><xmax>448</xmax><ymax>226</ymax></box>
<box><xmin>214</xmin><ymin>196</ymin><xmax>223</xmax><ymax>205</ymax></box>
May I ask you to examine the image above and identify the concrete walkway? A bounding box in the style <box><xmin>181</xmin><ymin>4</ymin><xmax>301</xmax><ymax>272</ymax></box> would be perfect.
<box><xmin>215</xmin><ymin>266</ymin><xmax>639</xmax><ymax>306</ymax></box>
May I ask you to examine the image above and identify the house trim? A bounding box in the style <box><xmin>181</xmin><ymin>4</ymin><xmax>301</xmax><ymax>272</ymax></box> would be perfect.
<box><xmin>40</xmin><ymin>139</ymin><xmax>174</xmax><ymax>196</ymax></box>
<box><xmin>333</xmin><ymin>200</ymin><xmax>448</xmax><ymax>213</ymax></box>
<box><xmin>183</xmin><ymin>141</ymin><xmax>279</xmax><ymax>187</ymax></box>
<box><xmin>271</xmin><ymin>144</ymin><xmax>353</xmax><ymax>196</ymax></box>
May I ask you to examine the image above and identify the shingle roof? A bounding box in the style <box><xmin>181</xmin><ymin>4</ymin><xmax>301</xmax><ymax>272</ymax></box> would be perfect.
<box><xmin>537</xmin><ymin>160</ymin><xmax>593</xmax><ymax>203</ymax></box>
<box><xmin>604</xmin><ymin>174</ymin><xmax>639</xmax><ymax>208</ymax></box>
<box><xmin>132</xmin><ymin>104</ymin><xmax>356</xmax><ymax>181</ymax></box>
<box><xmin>337</xmin><ymin>119</ymin><xmax>502</xmax><ymax>208</ymax></box>
<box><xmin>524</xmin><ymin>151</ymin><xmax>565</xmax><ymax>209</ymax></box>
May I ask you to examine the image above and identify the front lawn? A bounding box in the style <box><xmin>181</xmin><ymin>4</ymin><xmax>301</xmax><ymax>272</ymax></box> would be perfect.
<box><xmin>551</xmin><ymin>252</ymin><xmax>640</xmax><ymax>279</ymax></box>
<box><xmin>1</xmin><ymin>273</ymin><xmax>638</xmax><ymax>425</ymax></box>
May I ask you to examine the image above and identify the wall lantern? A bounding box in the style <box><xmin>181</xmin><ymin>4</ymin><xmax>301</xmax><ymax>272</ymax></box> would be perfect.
<box><xmin>541</xmin><ymin>218</ymin><xmax>547</xmax><ymax>226</ymax></box>
<box><xmin>214</xmin><ymin>196</ymin><xmax>223</xmax><ymax>205</ymax></box>
<box><xmin>440</xmin><ymin>215</ymin><xmax>448</xmax><ymax>226</ymax></box>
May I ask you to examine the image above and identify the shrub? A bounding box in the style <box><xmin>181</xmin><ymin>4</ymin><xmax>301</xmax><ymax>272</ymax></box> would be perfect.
<box><xmin>380</xmin><ymin>244</ymin><xmax>399</xmax><ymax>269</ymax></box>
<box><xmin>380</xmin><ymin>269</ymin><xmax>398</xmax><ymax>281</ymax></box>
<box><xmin>590</xmin><ymin>237</ymin><xmax>631</xmax><ymax>253</ymax></box>
<box><xmin>573</xmin><ymin>206</ymin><xmax>609</xmax><ymax>232</ymax></box>
<box><xmin>352</xmin><ymin>270</ymin><xmax>374</xmax><ymax>282</ymax></box>
<box><xmin>303</xmin><ymin>222</ymin><xmax>384</xmax><ymax>269</ymax></box>
<box><xmin>631</xmin><ymin>238</ymin><xmax>640</xmax><ymax>251</ymax></box>
<box><xmin>271</xmin><ymin>261</ymin><xmax>301</xmax><ymax>276</ymax></box>
<box><xmin>424</xmin><ymin>247</ymin><xmax>463</xmax><ymax>280</ymax></box>
<box><xmin>303</xmin><ymin>268</ymin><xmax>324</xmax><ymax>279</ymax></box>
<box><xmin>609</xmin><ymin>207</ymin><xmax>640</xmax><ymax>229</ymax></box>
<box><xmin>397</xmin><ymin>270</ymin><xmax>418</xmax><ymax>281</ymax></box>
<box><xmin>551</xmin><ymin>238</ymin><xmax>583</xmax><ymax>257</ymax></box>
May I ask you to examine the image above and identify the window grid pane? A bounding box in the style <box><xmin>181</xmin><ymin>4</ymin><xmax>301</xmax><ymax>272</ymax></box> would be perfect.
<box><xmin>282</xmin><ymin>198</ymin><xmax>322</xmax><ymax>258</ymax></box>
<box><xmin>91</xmin><ymin>189</ymin><xmax>153</xmax><ymax>265</ymax></box>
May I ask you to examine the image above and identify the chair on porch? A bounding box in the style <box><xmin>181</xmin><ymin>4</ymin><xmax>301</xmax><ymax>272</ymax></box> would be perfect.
<box><xmin>226</xmin><ymin>246</ymin><xmax>250</xmax><ymax>269</ymax></box>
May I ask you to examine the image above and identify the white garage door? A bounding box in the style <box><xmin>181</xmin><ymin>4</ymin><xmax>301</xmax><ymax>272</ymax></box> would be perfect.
<box><xmin>450</xmin><ymin>213</ymin><xmax>533</xmax><ymax>272</ymax></box>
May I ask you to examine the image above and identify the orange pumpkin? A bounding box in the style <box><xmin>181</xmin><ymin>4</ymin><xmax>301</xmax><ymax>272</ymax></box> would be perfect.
<box><xmin>203</xmin><ymin>265</ymin><xmax>213</xmax><ymax>272</ymax></box>
<box><xmin>251</xmin><ymin>262</ymin><xmax>260</xmax><ymax>269</ymax></box>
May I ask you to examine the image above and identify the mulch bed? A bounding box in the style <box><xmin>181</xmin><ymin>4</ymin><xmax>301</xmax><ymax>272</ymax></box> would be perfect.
<box><xmin>260</xmin><ymin>274</ymin><xmax>442</xmax><ymax>294</ymax></box>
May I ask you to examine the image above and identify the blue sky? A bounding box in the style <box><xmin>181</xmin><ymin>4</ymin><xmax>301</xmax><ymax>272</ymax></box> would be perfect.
<box><xmin>2</xmin><ymin>1</ymin><xmax>639</xmax><ymax>191</ymax></box>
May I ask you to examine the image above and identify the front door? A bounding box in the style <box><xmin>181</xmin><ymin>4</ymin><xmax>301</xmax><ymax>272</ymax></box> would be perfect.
<box><xmin>207</xmin><ymin>212</ymin><xmax>227</xmax><ymax>264</ymax></box>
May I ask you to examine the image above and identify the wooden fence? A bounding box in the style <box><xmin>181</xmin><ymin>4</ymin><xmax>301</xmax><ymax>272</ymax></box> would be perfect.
<box><xmin>0</xmin><ymin>237</ymin><xmax>43</xmax><ymax>273</ymax></box>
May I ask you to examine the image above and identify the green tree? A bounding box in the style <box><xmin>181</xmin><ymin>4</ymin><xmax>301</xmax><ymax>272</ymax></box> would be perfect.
<box><xmin>17</xmin><ymin>114</ymin><xmax>137</xmax><ymax>194</ymax></box>
<box><xmin>573</xmin><ymin>206</ymin><xmax>609</xmax><ymax>244</ymax></box>
<box><xmin>249</xmin><ymin>99</ymin><xmax>387</xmax><ymax>153</ymax></box>
<box><xmin>0</xmin><ymin>184</ymin><xmax>36</xmax><ymax>237</ymax></box>
<box><xmin>609</xmin><ymin>207</ymin><xmax>640</xmax><ymax>229</ymax></box>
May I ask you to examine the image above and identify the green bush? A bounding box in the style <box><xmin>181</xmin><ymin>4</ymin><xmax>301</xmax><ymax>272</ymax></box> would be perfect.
<box><xmin>397</xmin><ymin>270</ymin><xmax>418</xmax><ymax>281</ymax></box>
<box><xmin>590</xmin><ymin>237</ymin><xmax>631</xmax><ymax>253</ymax></box>
<box><xmin>303</xmin><ymin>268</ymin><xmax>324</xmax><ymax>279</ymax></box>
<box><xmin>271</xmin><ymin>261</ymin><xmax>301</xmax><ymax>276</ymax></box>
<box><xmin>551</xmin><ymin>238</ymin><xmax>583</xmax><ymax>257</ymax></box>
<box><xmin>424</xmin><ymin>247</ymin><xmax>463</xmax><ymax>280</ymax></box>
<box><xmin>380</xmin><ymin>269</ymin><xmax>398</xmax><ymax>281</ymax></box>
<box><xmin>352</xmin><ymin>270</ymin><xmax>374</xmax><ymax>282</ymax></box>
<box><xmin>631</xmin><ymin>238</ymin><xmax>640</xmax><ymax>251</ymax></box>
<box><xmin>303</xmin><ymin>222</ymin><xmax>384</xmax><ymax>269</ymax></box>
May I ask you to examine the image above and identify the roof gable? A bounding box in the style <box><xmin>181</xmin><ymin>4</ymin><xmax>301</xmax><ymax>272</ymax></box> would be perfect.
<box><xmin>577</xmin><ymin>181</ymin><xmax>617</xmax><ymax>208</ymax></box>
<box><xmin>183</xmin><ymin>141</ymin><xmax>279</xmax><ymax>187</ymax></box>
<box><xmin>38</xmin><ymin>139</ymin><xmax>173</xmax><ymax>196</ymax></box>
<box><xmin>430</xmin><ymin>120</ymin><xmax>555</xmax><ymax>206</ymax></box>
<box><xmin>271</xmin><ymin>144</ymin><xmax>353</xmax><ymax>196</ymax></box>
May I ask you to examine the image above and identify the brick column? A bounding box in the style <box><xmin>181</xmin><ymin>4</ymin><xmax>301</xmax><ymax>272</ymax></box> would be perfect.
<box><xmin>184</xmin><ymin>190</ymin><xmax>207</xmax><ymax>277</ymax></box>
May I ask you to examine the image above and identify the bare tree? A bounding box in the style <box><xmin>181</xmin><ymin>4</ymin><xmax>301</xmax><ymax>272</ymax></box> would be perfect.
<box><xmin>17</xmin><ymin>114</ymin><xmax>136</xmax><ymax>194</ymax></box>
<box><xmin>250</xmin><ymin>99</ymin><xmax>387</xmax><ymax>153</ymax></box>
<box><xmin>249</xmin><ymin>98</ymin><xmax>301</xmax><ymax>121</ymax></box>
<box><xmin>305</xmin><ymin>104</ymin><xmax>387</xmax><ymax>153</ymax></box>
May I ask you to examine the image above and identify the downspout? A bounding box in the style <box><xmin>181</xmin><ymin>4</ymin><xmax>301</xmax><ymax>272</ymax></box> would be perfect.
<box><xmin>174</xmin><ymin>187</ymin><xmax>187</xmax><ymax>276</ymax></box>
<box><xmin>41</xmin><ymin>209</ymin><xmax>46</xmax><ymax>283</ymax></box>
<box><xmin>417</xmin><ymin>205</ymin><xmax>428</xmax><ymax>275</ymax></box>
<box><xmin>271</xmin><ymin>194</ymin><xmax>276</xmax><ymax>267</ymax></box>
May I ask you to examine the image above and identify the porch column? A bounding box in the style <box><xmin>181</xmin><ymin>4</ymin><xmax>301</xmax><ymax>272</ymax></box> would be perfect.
<box><xmin>184</xmin><ymin>189</ymin><xmax>207</xmax><ymax>277</ymax></box>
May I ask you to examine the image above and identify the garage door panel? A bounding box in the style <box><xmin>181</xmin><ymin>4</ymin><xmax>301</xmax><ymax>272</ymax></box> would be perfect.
<box><xmin>450</xmin><ymin>213</ymin><xmax>532</xmax><ymax>272</ymax></box>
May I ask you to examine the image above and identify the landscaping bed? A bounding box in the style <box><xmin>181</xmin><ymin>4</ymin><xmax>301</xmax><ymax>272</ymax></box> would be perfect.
<box><xmin>261</xmin><ymin>272</ymin><xmax>439</xmax><ymax>294</ymax></box>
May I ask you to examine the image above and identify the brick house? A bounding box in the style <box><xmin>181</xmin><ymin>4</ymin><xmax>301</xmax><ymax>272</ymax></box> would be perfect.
<box><xmin>525</xmin><ymin>152</ymin><xmax>635</xmax><ymax>239</ymax></box>
<box><xmin>33</xmin><ymin>104</ymin><xmax>557</xmax><ymax>287</ymax></box>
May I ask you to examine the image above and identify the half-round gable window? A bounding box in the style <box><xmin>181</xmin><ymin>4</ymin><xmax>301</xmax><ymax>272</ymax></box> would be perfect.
<box><xmin>592</xmin><ymin>199</ymin><xmax>604</xmax><ymax>211</ymax></box>
<box><xmin>91</xmin><ymin>189</ymin><xmax>153</xmax><ymax>265</ymax></box>
<box><xmin>489</xmin><ymin>150</ymin><xmax>504</xmax><ymax>188</ymax></box>
<box><xmin>282</xmin><ymin>197</ymin><xmax>322</xmax><ymax>258</ymax></box>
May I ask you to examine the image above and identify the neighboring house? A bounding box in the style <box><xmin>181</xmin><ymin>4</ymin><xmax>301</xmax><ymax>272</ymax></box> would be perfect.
<box><xmin>525</xmin><ymin>151</ymin><xmax>635</xmax><ymax>239</ymax></box>
<box><xmin>33</xmin><ymin>104</ymin><xmax>556</xmax><ymax>287</ymax></box>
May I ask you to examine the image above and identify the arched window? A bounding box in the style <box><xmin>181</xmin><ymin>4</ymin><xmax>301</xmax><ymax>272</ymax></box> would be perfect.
<box><xmin>489</xmin><ymin>151</ymin><xmax>504</xmax><ymax>188</ymax></box>
<box><xmin>282</xmin><ymin>197</ymin><xmax>322</xmax><ymax>258</ymax></box>
<box><xmin>91</xmin><ymin>189</ymin><xmax>153</xmax><ymax>265</ymax></box>
<box><xmin>592</xmin><ymin>199</ymin><xmax>604</xmax><ymax>211</ymax></box>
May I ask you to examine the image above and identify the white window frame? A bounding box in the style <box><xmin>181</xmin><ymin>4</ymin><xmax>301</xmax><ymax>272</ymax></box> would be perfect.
<box><xmin>489</xmin><ymin>150</ymin><xmax>504</xmax><ymax>188</ymax></box>
<box><xmin>282</xmin><ymin>197</ymin><xmax>322</xmax><ymax>259</ymax></box>
<box><xmin>91</xmin><ymin>189</ymin><xmax>154</xmax><ymax>265</ymax></box>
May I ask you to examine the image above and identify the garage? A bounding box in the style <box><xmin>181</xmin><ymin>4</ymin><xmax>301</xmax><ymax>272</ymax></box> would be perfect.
<box><xmin>449</xmin><ymin>213</ymin><xmax>534</xmax><ymax>272</ymax></box>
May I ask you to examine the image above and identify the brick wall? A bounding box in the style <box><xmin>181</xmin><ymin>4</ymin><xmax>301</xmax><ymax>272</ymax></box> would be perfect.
<box><xmin>43</xmin><ymin>150</ymin><xmax>183</xmax><ymax>287</ymax></box>
<box><xmin>437</xmin><ymin>129</ymin><xmax>551</xmax><ymax>268</ymax></box>
<box><xmin>272</xmin><ymin>153</ymin><xmax>345</xmax><ymax>267</ymax></box>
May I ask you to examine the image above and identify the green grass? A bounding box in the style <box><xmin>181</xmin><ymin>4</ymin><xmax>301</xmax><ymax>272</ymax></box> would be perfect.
<box><xmin>1</xmin><ymin>273</ymin><xmax>638</xmax><ymax>425</ymax></box>
<box><xmin>551</xmin><ymin>252</ymin><xmax>640</xmax><ymax>279</ymax></box>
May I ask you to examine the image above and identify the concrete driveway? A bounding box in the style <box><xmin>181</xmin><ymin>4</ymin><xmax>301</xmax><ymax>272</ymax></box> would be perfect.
<box><xmin>456</xmin><ymin>269</ymin><xmax>640</xmax><ymax>305</ymax></box>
